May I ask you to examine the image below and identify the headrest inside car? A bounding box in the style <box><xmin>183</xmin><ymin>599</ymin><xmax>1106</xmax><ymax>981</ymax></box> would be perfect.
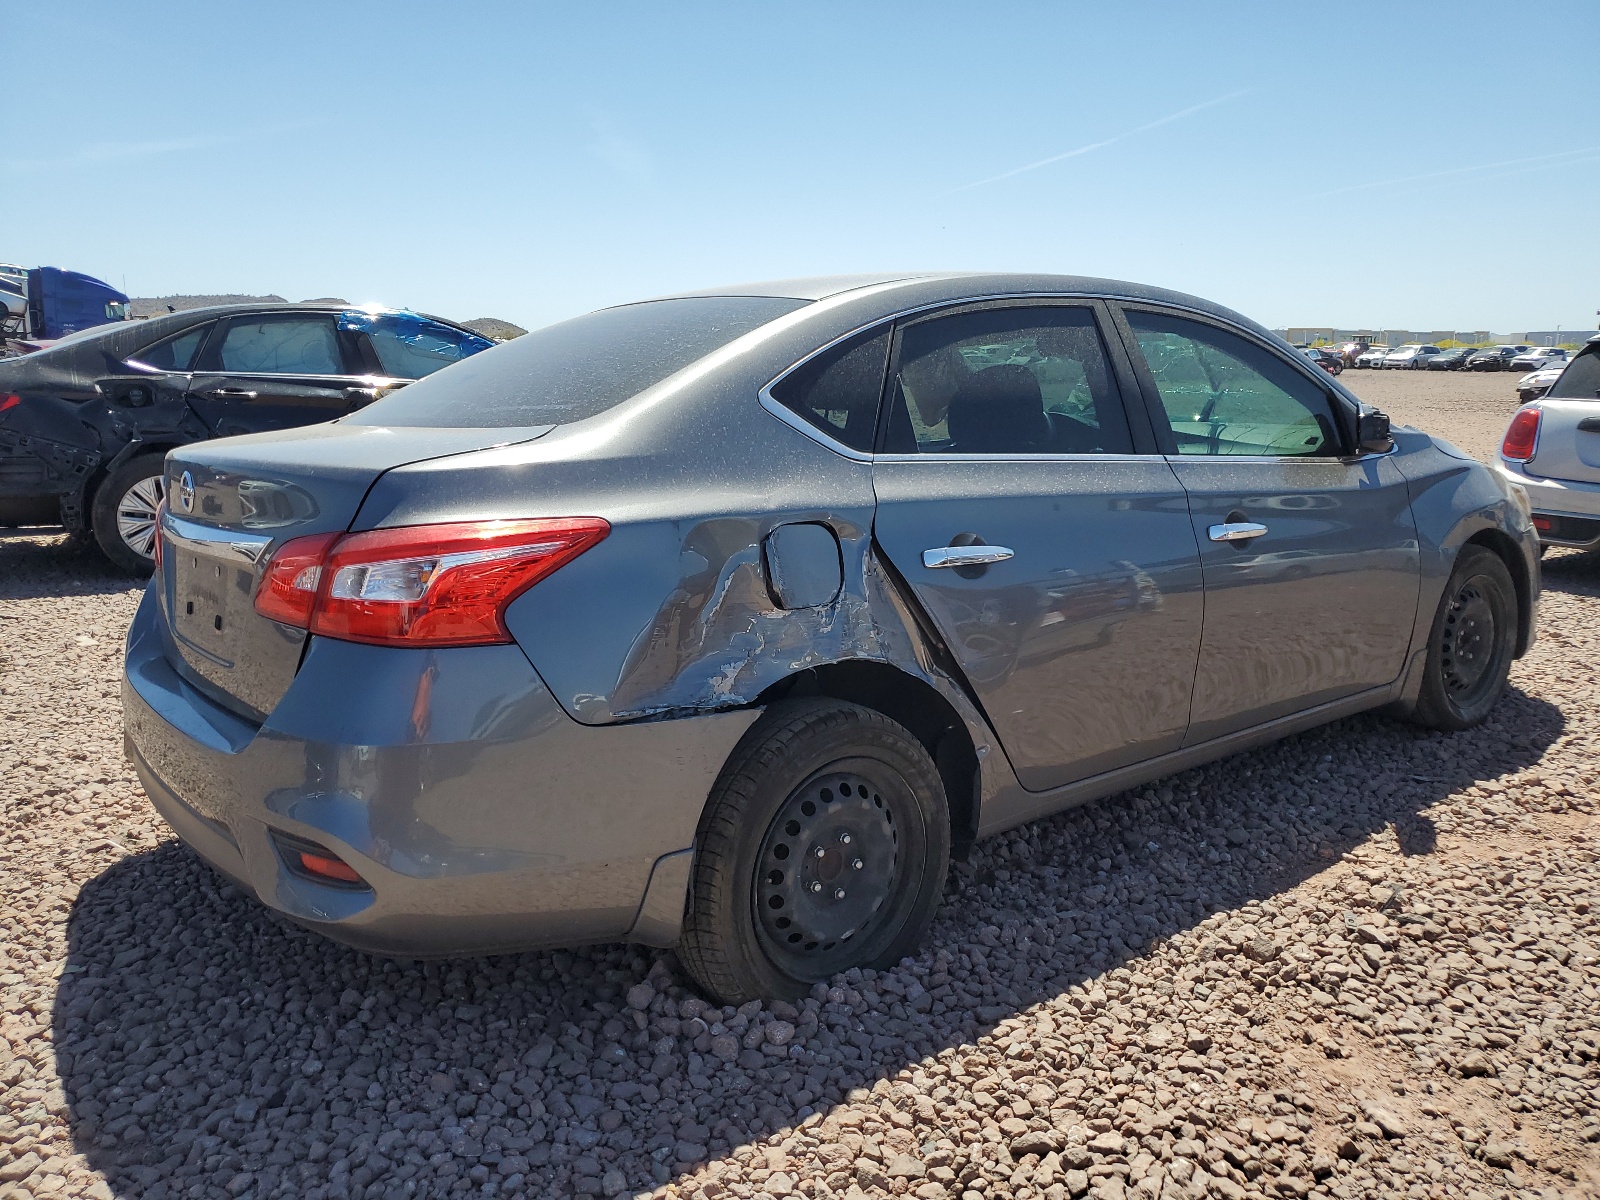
<box><xmin>947</xmin><ymin>364</ymin><xmax>1050</xmax><ymax>453</ymax></box>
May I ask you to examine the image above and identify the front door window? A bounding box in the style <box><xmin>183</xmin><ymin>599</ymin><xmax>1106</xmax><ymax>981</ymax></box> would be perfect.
<box><xmin>1127</xmin><ymin>310</ymin><xmax>1342</xmax><ymax>457</ymax></box>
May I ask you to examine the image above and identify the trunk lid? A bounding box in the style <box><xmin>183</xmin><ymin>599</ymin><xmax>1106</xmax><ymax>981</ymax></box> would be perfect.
<box><xmin>1527</xmin><ymin>397</ymin><xmax>1600</xmax><ymax>486</ymax></box>
<box><xmin>159</xmin><ymin>422</ymin><xmax>551</xmax><ymax>719</ymax></box>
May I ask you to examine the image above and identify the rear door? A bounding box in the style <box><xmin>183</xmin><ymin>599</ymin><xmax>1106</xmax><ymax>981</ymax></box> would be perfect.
<box><xmin>1114</xmin><ymin>305</ymin><xmax>1420</xmax><ymax>744</ymax></box>
<box><xmin>186</xmin><ymin>312</ymin><xmax>368</xmax><ymax>437</ymax></box>
<box><xmin>869</xmin><ymin>301</ymin><xmax>1204</xmax><ymax>792</ymax></box>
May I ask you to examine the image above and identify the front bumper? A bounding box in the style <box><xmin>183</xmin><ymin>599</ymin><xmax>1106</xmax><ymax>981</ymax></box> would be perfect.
<box><xmin>122</xmin><ymin>583</ymin><xmax>759</xmax><ymax>956</ymax></box>
<box><xmin>1493</xmin><ymin>460</ymin><xmax>1600</xmax><ymax>548</ymax></box>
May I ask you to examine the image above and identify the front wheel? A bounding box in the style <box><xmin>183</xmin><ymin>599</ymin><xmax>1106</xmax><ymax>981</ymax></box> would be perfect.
<box><xmin>91</xmin><ymin>454</ymin><xmax>168</xmax><ymax>574</ymax></box>
<box><xmin>678</xmin><ymin>699</ymin><xmax>950</xmax><ymax>1003</ymax></box>
<box><xmin>1409</xmin><ymin>545</ymin><xmax>1517</xmax><ymax>730</ymax></box>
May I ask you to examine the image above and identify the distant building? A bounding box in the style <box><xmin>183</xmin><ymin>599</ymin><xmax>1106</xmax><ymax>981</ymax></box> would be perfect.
<box><xmin>1524</xmin><ymin>330</ymin><xmax>1598</xmax><ymax>347</ymax></box>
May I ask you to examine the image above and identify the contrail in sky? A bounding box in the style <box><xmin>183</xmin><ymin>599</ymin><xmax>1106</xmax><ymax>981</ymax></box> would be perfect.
<box><xmin>1307</xmin><ymin>145</ymin><xmax>1600</xmax><ymax>200</ymax></box>
<box><xmin>945</xmin><ymin>89</ymin><xmax>1252</xmax><ymax>196</ymax></box>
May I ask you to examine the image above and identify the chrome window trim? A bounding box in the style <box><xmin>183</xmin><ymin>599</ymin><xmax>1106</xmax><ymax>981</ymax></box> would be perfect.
<box><xmin>160</xmin><ymin>511</ymin><xmax>275</xmax><ymax>564</ymax></box>
<box><xmin>759</xmin><ymin>290</ymin><xmax>1170</xmax><ymax>462</ymax></box>
<box><xmin>875</xmin><ymin>451</ymin><xmax>1170</xmax><ymax>465</ymax></box>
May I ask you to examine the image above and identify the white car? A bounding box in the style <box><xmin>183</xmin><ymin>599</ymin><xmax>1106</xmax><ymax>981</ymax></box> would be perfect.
<box><xmin>1383</xmin><ymin>344</ymin><xmax>1442</xmax><ymax>370</ymax></box>
<box><xmin>1510</xmin><ymin>347</ymin><xmax>1569</xmax><ymax>371</ymax></box>
<box><xmin>1517</xmin><ymin>363</ymin><xmax>1567</xmax><ymax>403</ymax></box>
<box><xmin>1495</xmin><ymin>336</ymin><xmax>1600</xmax><ymax>551</ymax></box>
<box><xmin>1354</xmin><ymin>346</ymin><xmax>1391</xmax><ymax>368</ymax></box>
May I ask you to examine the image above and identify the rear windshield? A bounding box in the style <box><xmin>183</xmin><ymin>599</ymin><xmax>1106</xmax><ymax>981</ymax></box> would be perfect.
<box><xmin>1549</xmin><ymin>347</ymin><xmax>1600</xmax><ymax>399</ymax></box>
<box><xmin>348</xmin><ymin>296</ymin><xmax>810</xmax><ymax>428</ymax></box>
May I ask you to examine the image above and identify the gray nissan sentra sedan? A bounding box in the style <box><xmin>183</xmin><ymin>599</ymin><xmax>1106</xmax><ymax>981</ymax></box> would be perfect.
<box><xmin>122</xmin><ymin>272</ymin><xmax>1539</xmax><ymax>1002</ymax></box>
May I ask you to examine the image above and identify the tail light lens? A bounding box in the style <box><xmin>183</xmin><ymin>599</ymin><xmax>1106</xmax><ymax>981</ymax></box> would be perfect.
<box><xmin>253</xmin><ymin>518</ymin><xmax>609</xmax><ymax>647</ymax></box>
<box><xmin>0</xmin><ymin>394</ymin><xmax>20</xmax><ymax>414</ymax></box>
<box><xmin>1501</xmin><ymin>408</ymin><xmax>1541</xmax><ymax>462</ymax></box>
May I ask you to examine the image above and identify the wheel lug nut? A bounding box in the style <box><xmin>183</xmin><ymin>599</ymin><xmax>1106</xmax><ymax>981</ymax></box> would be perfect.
<box><xmin>810</xmin><ymin>881</ymin><xmax>822</xmax><ymax>893</ymax></box>
<box><xmin>852</xmin><ymin>858</ymin><xmax>864</xmax><ymax>870</ymax></box>
<box><xmin>838</xmin><ymin>832</ymin><xmax>852</xmax><ymax>844</ymax></box>
<box><xmin>813</xmin><ymin>847</ymin><xmax>825</xmax><ymax>859</ymax></box>
<box><xmin>834</xmin><ymin>888</ymin><xmax>846</xmax><ymax>900</ymax></box>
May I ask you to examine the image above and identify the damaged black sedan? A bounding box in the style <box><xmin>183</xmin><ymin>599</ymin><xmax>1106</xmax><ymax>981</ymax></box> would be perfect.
<box><xmin>0</xmin><ymin>304</ymin><xmax>492</xmax><ymax>570</ymax></box>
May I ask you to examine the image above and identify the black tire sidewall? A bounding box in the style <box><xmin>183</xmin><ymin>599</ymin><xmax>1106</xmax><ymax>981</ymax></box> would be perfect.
<box><xmin>91</xmin><ymin>454</ymin><xmax>166</xmax><ymax>575</ymax></box>
<box><xmin>682</xmin><ymin>700</ymin><xmax>950</xmax><ymax>1002</ymax></box>
<box><xmin>1416</xmin><ymin>547</ymin><xmax>1517</xmax><ymax>730</ymax></box>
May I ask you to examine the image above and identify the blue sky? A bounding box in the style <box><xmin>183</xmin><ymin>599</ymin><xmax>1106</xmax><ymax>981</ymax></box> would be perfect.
<box><xmin>5</xmin><ymin>2</ymin><xmax>1597</xmax><ymax>333</ymax></box>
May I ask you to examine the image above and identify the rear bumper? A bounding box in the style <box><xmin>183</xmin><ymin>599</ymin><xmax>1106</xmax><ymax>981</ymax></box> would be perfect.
<box><xmin>1493</xmin><ymin>460</ymin><xmax>1600</xmax><ymax>547</ymax></box>
<box><xmin>121</xmin><ymin>583</ymin><xmax>759</xmax><ymax>957</ymax></box>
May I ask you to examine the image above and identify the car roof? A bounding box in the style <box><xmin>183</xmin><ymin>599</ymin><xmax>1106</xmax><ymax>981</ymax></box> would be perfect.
<box><xmin>645</xmin><ymin>270</ymin><xmax>1271</xmax><ymax>335</ymax></box>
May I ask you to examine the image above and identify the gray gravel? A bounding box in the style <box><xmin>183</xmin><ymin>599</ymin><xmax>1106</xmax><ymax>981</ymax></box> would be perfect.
<box><xmin>2</xmin><ymin>373</ymin><xmax>1598</xmax><ymax>1200</ymax></box>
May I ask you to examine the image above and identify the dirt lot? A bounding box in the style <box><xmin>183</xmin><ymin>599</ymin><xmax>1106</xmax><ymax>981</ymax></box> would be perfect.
<box><xmin>2</xmin><ymin>367</ymin><xmax>1596</xmax><ymax>1200</ymax></box>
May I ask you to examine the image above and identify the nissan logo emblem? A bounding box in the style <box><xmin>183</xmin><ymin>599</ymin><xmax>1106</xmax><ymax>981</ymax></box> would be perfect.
<box><xmin>176</xmin><ymin>470</ymin><xmax>194</xmax><ymax>514</ymax></box>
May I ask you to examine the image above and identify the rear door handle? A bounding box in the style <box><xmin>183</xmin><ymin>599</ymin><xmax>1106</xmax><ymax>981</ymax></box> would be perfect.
<box><xmin>923</xmin><ymin>545</ymin><xmax>1016</xmax><ymax>569</ymax></box>
<box><xmin>207</xmin><ymin>387</ymin><xmax>258</xmax><ymax>399</ymax></box>
<box><xmin>1208</xmin><ymin>521</ymin><xmax>1268</xmax><ymax>543</ymax></box>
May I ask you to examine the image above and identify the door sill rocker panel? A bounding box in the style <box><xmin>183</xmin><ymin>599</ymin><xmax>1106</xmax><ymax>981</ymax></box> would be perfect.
<box><xmin>976</xmin><ymin>682</ymin><xmax>1395</xmax><ymax>839</ymax></box>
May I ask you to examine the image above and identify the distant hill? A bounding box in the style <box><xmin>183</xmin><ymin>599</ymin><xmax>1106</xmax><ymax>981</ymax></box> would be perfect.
<box><xmin>461</xmin><ymin>317</ymin><xmax>527</xmax><ymax>341</ymax></box>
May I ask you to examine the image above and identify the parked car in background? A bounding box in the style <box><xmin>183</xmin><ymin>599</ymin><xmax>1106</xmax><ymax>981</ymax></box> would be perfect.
<box><xmin>1427</xmin><ymin>347</ymin><xmax>1476</xmax><ymax>371</ymax></box>
<box><xmin>1469</xmin><ymin>345</ymin><xmax>1533</xmax><ymax>371</ymax></box>
<box><xmin>120</xmin><ymin>271</ymin><xmax>1537</xmax><ymax>1002</ymax></box>
<box><xmin>1337</xmin><ymin>340</ymin><xmax>1369</xmax><ymax>365</ymax></box>
<box><xmin>1516</xmin><ymin>363</ymin><xmax>1567</xmax><ymax>404</ymax></box>
<box><xmin>1302</xmin><ymin>346</ymin><xmax>1344</xmax><ymax>375</ymax></box>
<box><xmin>1383</xmin><ymin>344</ymin><xmax>1442</xmax><ymax>370</ymax></box>
<box><xmin>1510</xmin><ymin>347</ymin><xmax>1569</xmax><ymax>372</ymax></box>
<box><xmin>1355</xmin><ymin>345</ymin><xmax>1391</xmax><ymax>368</ymax></box>
<box><xmin>0</xmin><ymin>303</ymin><xmax>493</xmax><ymax>569</ymax></box>
<box><xmin>1495</xmin><ymin>335</ymin><xmax>1600</xmax><ymax>551</ymax></box>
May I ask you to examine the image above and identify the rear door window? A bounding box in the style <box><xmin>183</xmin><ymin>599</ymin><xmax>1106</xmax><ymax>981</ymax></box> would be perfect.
<box><xmin>211</xmin><ymin>315</ymin><xmax>345</xmax><ymax>375</ymax></box>
<box><xmin>1125</xmin><ymin>309</ymin><xmax>1343</xmax><ymax>457</ymax></box>
<box><xmin>881</xmin><ymin>305</ymin><xmax>1134</xmax><ymax>455</ymax></box>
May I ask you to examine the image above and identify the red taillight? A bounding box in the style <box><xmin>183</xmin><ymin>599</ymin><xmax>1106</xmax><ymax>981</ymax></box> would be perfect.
<box><xmin>255</xmin><ymin>532</ymin><xmax>340</xmax><ymax>626</ymax></box>
<box><xmin>298</xmin><ymin>851</ymin><xmax>364</xmax><ymax>884</ymax></box>
<box><xmin>1501</xmin><ymin>408</ymin><xmax>1541</xmax><ymax>461</ymax></box>
<box><xmin>0</xmin><ymin>394</ymin><xmax>20</xmax><ymax>414</ymax></box>
<box><xmin>253</xmin><ymin>518</ymin><xmax>609</xmax><ymax>647</ymax></box>
<box><xmin>1532</xmin><ymin>515</ymin><xmax>1552</xmax><ymax>532</ymax></box>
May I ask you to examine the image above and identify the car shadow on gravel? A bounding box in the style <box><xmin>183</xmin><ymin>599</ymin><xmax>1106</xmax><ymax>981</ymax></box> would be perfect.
<box><xmin>0</xmin><ymin>531</ymin><xmax>142</xmax><ymax>600</ymax></box>
<box><xmin>53</xmin><ymin>683</ymin><xmax>1564</xmax><ymax>1200</ymax></box>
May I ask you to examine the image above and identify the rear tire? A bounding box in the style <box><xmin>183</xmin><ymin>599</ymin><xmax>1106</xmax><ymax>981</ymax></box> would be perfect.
<box><xmin>678</xmin><ymin>699</ymin><xmax>950</xmax><ymax>1003</ymax></box>
<box><xmin>1409</xmin><ymin>546</ymin><xmax>1517</xmax><ymax>731</ymax></box>
<box><xmin>91</xmin><ymin>454</ymin><xmax>167</xmax><ymax>575</ymax></box>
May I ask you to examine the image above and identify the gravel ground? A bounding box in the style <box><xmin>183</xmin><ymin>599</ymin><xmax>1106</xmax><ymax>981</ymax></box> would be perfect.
<box><xmin>2</xmin><ymin>371</ymin><xmax>1597</xmax><ymax>1200</ymax></box>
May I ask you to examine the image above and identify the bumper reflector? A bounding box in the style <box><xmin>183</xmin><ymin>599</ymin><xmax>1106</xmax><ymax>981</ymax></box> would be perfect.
<box><xmin>298</xmin><ymin>851</ymin><xmax>365</xmax><ymax>884</ymax></box>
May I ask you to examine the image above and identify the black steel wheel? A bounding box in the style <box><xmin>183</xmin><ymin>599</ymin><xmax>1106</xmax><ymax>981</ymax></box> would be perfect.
<box><xmin>679</xmin><ymin>699</ymin><xmax>950</xmax><ymax>1003</ymax></box>
<box><xmin>1410</xmin><ymin>546</ymin><xmax>1517</xmax><ymax>731</ymax></box>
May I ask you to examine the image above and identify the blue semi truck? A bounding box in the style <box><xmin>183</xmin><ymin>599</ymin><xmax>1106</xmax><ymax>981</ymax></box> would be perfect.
<box><xmin>0</xmin><ymin>265</ymin><xmax>130</xmax><ymax>355</ymax></box>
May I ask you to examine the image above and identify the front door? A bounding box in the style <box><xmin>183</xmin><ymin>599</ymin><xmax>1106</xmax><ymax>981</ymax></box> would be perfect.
<box><xmin>1117</xmin><ymin>306</ymin><xmax>1420</xmax><ymax>744</ymax></box>
<box><xmin>186</xmin><ymin>312</ymin><xmax>367</xmax><ymax>438</ymax></box>
<box><xmin>870</xmin><ymin>302</ymin><xmax>1205</xmax><ymax>793</ymax></box>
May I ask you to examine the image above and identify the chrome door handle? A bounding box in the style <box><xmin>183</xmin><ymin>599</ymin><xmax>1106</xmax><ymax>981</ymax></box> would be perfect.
<box><xmin>923</xmin><ymin>545</ymin><xmax>1016</xmax><ymax>569</ymax></box>
<box><xmin>1208</xmin><ymin>521</ymin><xmax>1268</xmax><ymax>543</ymax></box>
<box><xmin>207</xmin><ymin>388</ymin><xmax>258</xmax><ymax>399</ymax></box>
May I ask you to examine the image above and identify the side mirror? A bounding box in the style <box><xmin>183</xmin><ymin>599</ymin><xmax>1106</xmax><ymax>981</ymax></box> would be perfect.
<box><xmin>1358</xmin><ymin>407</ymin><xmax>1392</xmax><ymax>454</ymax></box>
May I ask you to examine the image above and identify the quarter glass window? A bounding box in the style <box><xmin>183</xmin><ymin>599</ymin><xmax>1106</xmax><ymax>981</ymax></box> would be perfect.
<box><xmin>769</xmin><ymin>327</ymin><xmax>889</xmax><ymax>453</ymax></box>
<box><xmin>1127</xmin><ymin>311</ymin><xmax>1342</xmax><ymax>457</ymax></box>
<box><xmin>884</xmin><ymin>306</ymin><xmax>1132</xmax><ymax>455</ymax></box>
<box><xmin>134</xmin><ymin>324</ymin><xmax>210</xmax><ymax>371</ymax></box>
